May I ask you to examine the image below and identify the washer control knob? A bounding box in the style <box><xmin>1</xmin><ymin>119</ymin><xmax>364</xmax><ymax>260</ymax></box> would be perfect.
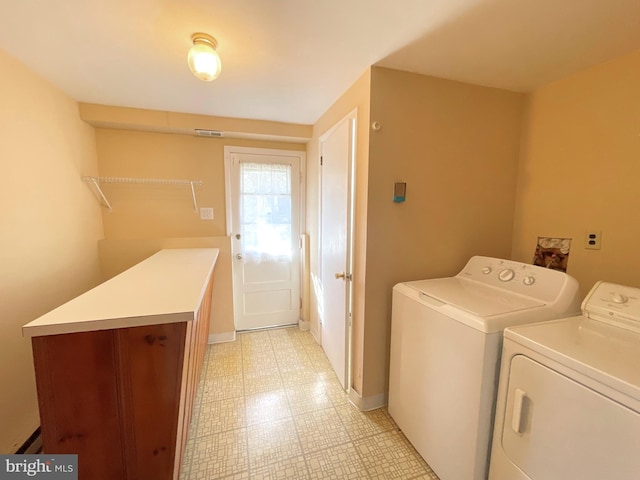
<box><xmin>482</xmin><ymin>267</ymin><xmax>492</xmax><ymax>275</ymax></box>
<box><xmin>523</xmin><ymin>276</ymin><xmax>536</xmax><ymax>286</ymax></box>
<box><xmin>611</xmin><ymin>293</ymin><xmax>629</xmax><ymax>304</ymax></box>
<box><xmin>499</xmin><ymin>269</ymin><xmax>515</xmax><ymax>282</ymax></box>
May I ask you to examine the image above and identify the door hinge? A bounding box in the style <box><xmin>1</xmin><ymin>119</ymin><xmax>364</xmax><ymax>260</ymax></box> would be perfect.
<box><xmin>300</xmin><ymin>298</ymin><xmax>302</xmax><ymax>309</ymax></box>
<box><xmin>320</xmin><ymin>156</ymin><xmax>323</xmax><ymax>166</ymax></box>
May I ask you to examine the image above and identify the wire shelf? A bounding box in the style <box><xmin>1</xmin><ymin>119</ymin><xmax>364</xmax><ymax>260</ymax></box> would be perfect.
<box><xmin>82</xmin><ymin>176</ymin><xmax>204</xmax><ymax>213</ymax></box>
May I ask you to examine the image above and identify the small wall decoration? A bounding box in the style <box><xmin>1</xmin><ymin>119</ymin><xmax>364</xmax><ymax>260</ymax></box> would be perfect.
<box><xmin>533</xmin><ymin>237</ymin><xmax>571</xmax><ymax>272</ymax></box>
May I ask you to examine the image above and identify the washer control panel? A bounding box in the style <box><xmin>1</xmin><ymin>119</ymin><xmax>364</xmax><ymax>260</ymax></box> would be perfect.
<box><xmin>458</xmin><ymin>256</ymin><xmax>579</xmax><ymax>304</ymax></box>
<box><xmin>479</xmin><ymin>264</ymin><xmax>537</xmax><ymax>285</ymax></box>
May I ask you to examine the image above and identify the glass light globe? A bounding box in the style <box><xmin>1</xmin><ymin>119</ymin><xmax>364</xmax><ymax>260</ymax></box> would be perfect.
<box><xmin>187</xmin><ymin>35</ymin><xmax>222</xmax><ymax>81</ymax></box>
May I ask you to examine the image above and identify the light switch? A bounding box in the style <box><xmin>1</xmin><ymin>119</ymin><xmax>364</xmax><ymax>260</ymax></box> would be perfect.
<box><xmin>200</xmin><ymin>207</ymin><xmax>214</xmax><ymax>220</ymax></box>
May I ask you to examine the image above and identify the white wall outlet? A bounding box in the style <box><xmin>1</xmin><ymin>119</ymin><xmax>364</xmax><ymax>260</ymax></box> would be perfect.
<box><xmin>585</xmin><ymin>230</ymin><xmax>602</xmax><ymax>250</ymax></box>
<box><xmin>200</xmin><ymin>207</ymin><xmax>214</xmax><ymax>220</ymax></box>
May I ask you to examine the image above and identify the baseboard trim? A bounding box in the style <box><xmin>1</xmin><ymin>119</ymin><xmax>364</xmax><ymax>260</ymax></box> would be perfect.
<box><xmin>15</xmin><ymin>427</ymin><xmax>42</xmax><ymax>454</ymax></box>
<box><xmin>208</xmin><ymin>331</ymin><xmax>236</xmax><ymax>344</ymax></box>
<box><xmin>298</xmin><ymin>319</ymin><xmax>310</xmax><ymax>331</ymax></box>
<box><xmin>310</xmin><ymin>326</ymin><xmax>320</xmax><ymax>344</ymax></box>
<box><xmin>348</xmin><ymin>390</ymin><xmax>388</xmax><ymax>412</ymax></box>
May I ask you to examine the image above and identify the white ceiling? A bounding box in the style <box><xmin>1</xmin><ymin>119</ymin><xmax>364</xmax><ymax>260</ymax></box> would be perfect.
<box><xmin>1</xmin><ymin>0</ymin><xmax>640</xmax><ymax>125</ymax></box>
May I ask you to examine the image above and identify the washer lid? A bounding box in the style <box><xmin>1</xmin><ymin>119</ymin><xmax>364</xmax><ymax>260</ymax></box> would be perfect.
<box><xmin>505</xmin><ymin>316</ymin><xmax>640</xmax><ymax>399</ymax></box>
<box><xmin>406</xmin><ymin>277</ymin><xmax>544</xmax><ymax>317</ymax></box>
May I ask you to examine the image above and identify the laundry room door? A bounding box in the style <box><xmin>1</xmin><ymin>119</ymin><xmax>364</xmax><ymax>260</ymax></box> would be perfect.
<box><xmin>319</xmin><ymin>110</ymin><xmax>356</xmax><ymax>389</ymax></box>
<box><xmin>225</xmin><ymin>147</ymin><xmax>305</xmax><ymax>330</ymax></box>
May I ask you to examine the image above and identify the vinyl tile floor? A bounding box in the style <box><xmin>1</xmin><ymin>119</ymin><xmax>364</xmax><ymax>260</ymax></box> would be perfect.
<box><xmin>180</xmin><ymin>326</ymin><xmax>440</xmax><ymax>480</ymax></box>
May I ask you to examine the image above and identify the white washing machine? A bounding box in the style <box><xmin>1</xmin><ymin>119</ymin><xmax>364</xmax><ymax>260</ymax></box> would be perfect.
<box><xmin>388</xmin><ymin>256</ymin><xmax>581</xmax><ymax>480</ymax></box>
<box><xmin>489</xmin><ymin>281</ymin><xmax>640</xmax><ymax>480</ymax></box>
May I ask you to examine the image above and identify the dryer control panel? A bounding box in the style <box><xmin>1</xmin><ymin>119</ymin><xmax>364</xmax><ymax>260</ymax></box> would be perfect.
<box><xmin>583</xmin><ymin>281</ymin><xmax>640</xmax><ymax>332</ymax></box>
<box><xmin>458</xmin><ymin>256</ymin><xmax>580</xmax><ymax>306</ymax></box>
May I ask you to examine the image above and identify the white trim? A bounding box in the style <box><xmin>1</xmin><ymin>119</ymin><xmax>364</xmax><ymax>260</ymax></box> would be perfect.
<box><xmin>310</xmin><ymin>325</ymin><xmax>321</xmax><ymax>345</ymax></box>
<box><xmin>223</xmin><ymin>150</ymin><xmax>234</xmax><ymax>236</ymax></box>
<box><xmin>298</xmin><ymin>319</ymin><xmax>310</xmax><ymax>331</ymax></box>
<box><xmin>208</xmin><ymin>331</ymin><xmax>236</xmax><ymax>344</ymax></box>
<box><xmin>318</xmin><ymin>108</ymin><xmax>357</xmax><ymax>143</ymax></box>
<box><xmin>348</xmin><ymin>390</ymin><xmax>388</xmax><ymax>412</ymax></box>
<box><xmin>318</xmin><ymin>108</ymin><xmax>358</xmax><ymax>391</ymax></box>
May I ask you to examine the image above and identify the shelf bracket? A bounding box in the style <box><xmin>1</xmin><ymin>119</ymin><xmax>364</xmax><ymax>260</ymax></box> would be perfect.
<box><xmin>190</xmin><ymin>181</ymin><xmax>198</xmax><ymax>212</ymax></box>
<box><xmin>86</xmin><ymin>176</ymin><xmax>113</xmax><ymax>213</ymax></box>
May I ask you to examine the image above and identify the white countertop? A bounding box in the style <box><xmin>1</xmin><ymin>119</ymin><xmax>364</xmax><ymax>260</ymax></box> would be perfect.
<box><xmin>23</xmin><ymin>248</ymin><xmax>219</xmax><ymax>338</ymax></box>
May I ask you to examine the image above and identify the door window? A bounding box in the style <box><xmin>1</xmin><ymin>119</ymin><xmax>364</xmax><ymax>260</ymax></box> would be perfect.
<box><xmin>240</xmin><ymin>162</ymin><xmax>292</xmax><ymax>261</ymax></box>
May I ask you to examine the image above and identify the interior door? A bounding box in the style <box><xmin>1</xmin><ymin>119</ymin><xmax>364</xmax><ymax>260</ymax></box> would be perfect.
<box><xmin>320</xmin><ymin>111</ymin><xmax>356</xmax><ymax>389</ymax></box>
<box><xmin>226</xmin><ymin>147</ymin><xmax>304</xmax><ymax>330</ymax></box>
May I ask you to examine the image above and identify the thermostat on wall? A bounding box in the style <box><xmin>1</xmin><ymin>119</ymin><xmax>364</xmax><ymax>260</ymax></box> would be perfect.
<box><xmin>394</xmin><ymin>182</ymin><xmax>406</xmax><ymax>203</ymax></box>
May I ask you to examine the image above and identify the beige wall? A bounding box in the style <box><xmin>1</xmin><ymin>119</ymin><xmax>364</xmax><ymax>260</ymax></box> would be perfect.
<box><xmin>95</xmin><ymin>129</ymin><xmax>228</xmax><ymax>239</ymax></box>
<box><xmin>97</xmin><ymin>236</ymin><xmax>234</xmax><ymax>338</ymax></box>
<box><xmin>307</xmin><ymin>69</ymin><xmax>371</xmax><ymax>394</ymax></box>
<box><xmin>0</xmin><ymin>49</ymin><xmax>104</xmax><ymax>452</ymax></box>
<box><xmin>512</xmin><ymin>49</ymin><xmax>640</xmax><ymax>295</ymax></box>
<box><xmin>80</xmin><ymin>103</ymin><xmax>312</xmax><ymax>142</ymax></box>
<box><xmin>308</xmin><ymin>67</ymin><xmax>524</xmax><ymax>400</ymax></box>
<box><xmin>362</xmin><ymin>67</ymin><xmax>525</xmax><ymax>398</ymax></box>
<box><xmin>93</xmin><ymin>126</ymin><xmax>306</xmax><ymax>336</ymax></box>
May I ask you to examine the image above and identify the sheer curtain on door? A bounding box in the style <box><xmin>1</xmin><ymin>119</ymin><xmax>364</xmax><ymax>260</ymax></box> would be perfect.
<box><xmin>240</xmin><ymin>162</ymin><xmax>292</xmax><ymax>263</ymax></box>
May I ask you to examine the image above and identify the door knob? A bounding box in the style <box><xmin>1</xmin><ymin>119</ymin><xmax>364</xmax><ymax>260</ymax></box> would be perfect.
<box><xmin>335</xmin><ymin>272</ymin><xmax>352</xmax><ymax>280</ymax></box>
<box><xmin>236</xmin><ymin>254</ymin><xmax>243</xmax><ymax>260</ymax></box>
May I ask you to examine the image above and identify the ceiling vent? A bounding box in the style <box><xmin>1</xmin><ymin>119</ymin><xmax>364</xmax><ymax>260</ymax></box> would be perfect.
<box><xmin>194</xmin><ymin>129</ymin><xmax>224</xmax><ymax>137</ymax></box>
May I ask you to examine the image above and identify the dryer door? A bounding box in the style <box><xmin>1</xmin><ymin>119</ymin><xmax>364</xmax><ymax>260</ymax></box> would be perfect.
<box><xmin>500</xmin><ymin>355</ymin><xmax>640</xmax><ymax>480</ymax></box>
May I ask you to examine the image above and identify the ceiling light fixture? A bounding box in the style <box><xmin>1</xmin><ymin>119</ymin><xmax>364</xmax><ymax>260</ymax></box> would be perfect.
<box><xmin>187</xmin><ymin>32</ymin><xmax>222</xmax><ymax>81</ymax></box>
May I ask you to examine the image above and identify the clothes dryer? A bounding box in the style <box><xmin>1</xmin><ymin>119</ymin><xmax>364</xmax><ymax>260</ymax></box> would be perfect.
<box><xmin>489</xmin><ymin>281</ymin><xmax>640</xmax><ymax>480</ymax></box>
<box><xmin>388</xmin><ymin>256</ymin><xmax>581</xmax><ymax>480</ymax></box>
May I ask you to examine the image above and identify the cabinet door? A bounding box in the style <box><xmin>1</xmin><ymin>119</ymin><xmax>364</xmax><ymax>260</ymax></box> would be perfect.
<box><xmin>33</xmin><ymin>331</ymin><xmax>125</xmax><ymax>479</ymax></box>
<box><xmin>116</xmin><ymin>322</ymin><xmax>187</xmax><ymax>480</ymax></box>
<box><xmin>501</xmin><ymin>355</ymin><xmax>640</xmax><ymax>480</ymax></box>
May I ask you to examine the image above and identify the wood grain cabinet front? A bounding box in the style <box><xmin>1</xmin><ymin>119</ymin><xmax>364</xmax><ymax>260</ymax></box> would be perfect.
<box><xmin>24</xmin><ymin>249</ymin><xmax>217</xmax><ymax>480</ymax></box>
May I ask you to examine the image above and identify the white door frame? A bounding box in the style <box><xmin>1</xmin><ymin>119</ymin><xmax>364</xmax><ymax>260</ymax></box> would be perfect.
<box><xmin>318</xmin><ymin>109</ymin><xmax>357</xmax><ymax>390</ymax></box>
<box><xmin>224</xmin><ymin>146</ymin><xmax>306</xmax><ymax>329</ymax></box>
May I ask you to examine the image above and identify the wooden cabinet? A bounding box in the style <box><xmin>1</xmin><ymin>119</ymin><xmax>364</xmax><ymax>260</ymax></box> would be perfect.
<box><xmin>24</xmin><ymin>249</ymin><xmax>218</xmax><ymax>480</ymax></box>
